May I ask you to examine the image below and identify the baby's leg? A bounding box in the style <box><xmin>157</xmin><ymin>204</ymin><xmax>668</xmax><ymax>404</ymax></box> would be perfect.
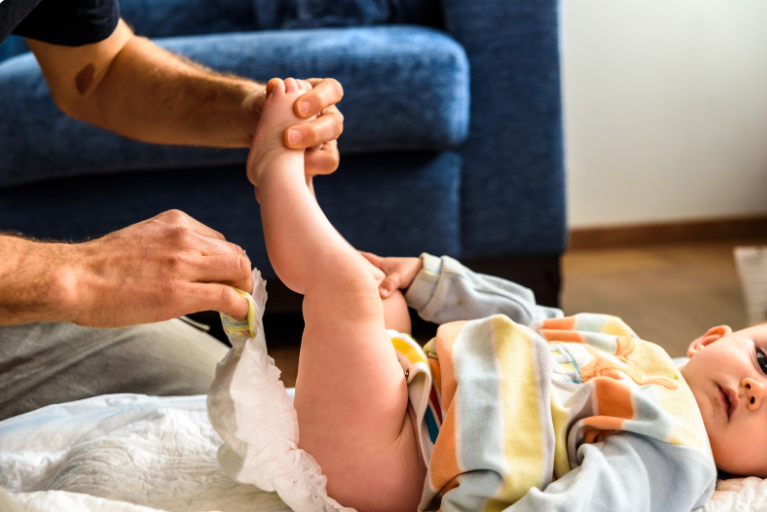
<box><xmin>250</xmin><ymin>79</ymin><xmax>425</xmax><ymax>512</ymax></box>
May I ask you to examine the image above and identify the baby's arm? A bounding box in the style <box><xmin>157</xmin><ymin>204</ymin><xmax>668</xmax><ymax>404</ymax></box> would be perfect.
<box><xmin>366</xmin><ymin>252</ymin><xmax>563</xmax><ymax>325</ymax></box>
<box><xmin>248</xmin><ymin>78</ymin><xmax>424</xmax><ymax>512</ymax></box>
<box><xmin>505</xmin><ymin>435</ymin><xmax>715</xmax><ymax>512</ymax></box>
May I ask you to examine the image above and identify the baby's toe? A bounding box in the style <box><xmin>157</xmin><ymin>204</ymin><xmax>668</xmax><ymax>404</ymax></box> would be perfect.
<box><xmin>284</xmin><ymin>78</ymin><xmax>298</xmax><ymax>93</ymax></box>
<box><xmin>267</xmin><ymin>77</ymin><xmax>285</xmax><ymax>96</ymax></box>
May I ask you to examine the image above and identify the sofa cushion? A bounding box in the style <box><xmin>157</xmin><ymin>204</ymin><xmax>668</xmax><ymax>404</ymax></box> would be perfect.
<box><xmin>0</xmin><ymin>26</ymin><xmax>468</xmax><ymax>188</ymax></box>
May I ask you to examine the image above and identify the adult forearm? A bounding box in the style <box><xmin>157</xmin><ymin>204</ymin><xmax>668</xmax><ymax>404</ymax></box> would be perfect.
<box><xmin>0</xmin><ymin>236</ymin><xmax>75</xmax><ymax>326</ymax></box>
<box><xmin>85</xmin><ymin>36</ymin><xmax>263</xmax><ymax>148</ymax></box>
<box><xmin>28</xmin><ymin>23</ymin><xmax>344</xmax><ymax>168</ymax></box>
<box><xmin>0</xmin><ymin>211</ymin><xmax>252</xmax><ymax>328</ymax></box>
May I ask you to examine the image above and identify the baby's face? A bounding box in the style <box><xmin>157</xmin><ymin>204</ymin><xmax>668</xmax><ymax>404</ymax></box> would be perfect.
<box><xmin>681</xmin><ymin>324</ymin><xmax>767</xmax><ymax>476</ymax></box>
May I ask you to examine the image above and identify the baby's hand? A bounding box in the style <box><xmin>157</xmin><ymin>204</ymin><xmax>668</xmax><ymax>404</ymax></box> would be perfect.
<box><xmin>360</xmin><ymin>252</ymin><xmax>423</xmax><ymax>298</ymax></box>
<box><xmin>246</xmin><ymin>78</ymin><xmax>316</xmax><ymax>188</ymax></box>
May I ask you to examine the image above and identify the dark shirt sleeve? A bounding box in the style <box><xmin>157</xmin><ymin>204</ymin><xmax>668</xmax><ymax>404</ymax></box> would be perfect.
<box><xmin>12</xmin><ymin>0</ymin><xmax>120</xmax><ymax>47</ymax></box>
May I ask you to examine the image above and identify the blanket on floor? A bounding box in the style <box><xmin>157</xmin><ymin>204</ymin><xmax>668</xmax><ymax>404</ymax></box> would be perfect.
<box><xmin>0</xmin><ymin>394</ymin><xmax>290</xmax><ymax>512</ymax></box>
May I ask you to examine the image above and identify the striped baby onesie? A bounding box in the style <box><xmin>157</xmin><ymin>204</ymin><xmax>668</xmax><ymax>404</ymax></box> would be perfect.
<box><xmin>397</xmin><ymin>254</ymin><xmax>717</xmax><ymax>512</ymax></box>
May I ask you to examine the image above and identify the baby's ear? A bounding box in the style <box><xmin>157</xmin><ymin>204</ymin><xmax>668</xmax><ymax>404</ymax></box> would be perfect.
<box><xmin>687</xmin><ymin>325</ymin><xmax>733</xmax><ymax>358</ymax></box>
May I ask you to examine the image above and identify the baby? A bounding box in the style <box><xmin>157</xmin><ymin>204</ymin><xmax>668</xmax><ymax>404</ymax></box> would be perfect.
<box><xmin>213</xmin><ymin>77</ymin><xmax>767</xmax><ymax>512</ymax></box>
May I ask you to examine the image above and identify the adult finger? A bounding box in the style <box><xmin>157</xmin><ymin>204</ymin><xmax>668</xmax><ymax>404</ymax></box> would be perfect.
<box><xmin>181</xmin><ymin>283</ymin><xmax>250</xmax><ymax>321</ymax></box>
<box><xmin>154</xmin><ymin>225</ymin><xmax>245</xmax><ymax>257</ymax></box>
<box><xmin>153</xmin><ymin>209</ymin><xmax>227</xmax><ymax>241</ymax></box>
<box><xmin>180</xmin><ymin>215</ymin><xmax>229</xmax><ymax>241</ymax></box>
<box><xmin>189</xmin><ymin>254</ymin><xmax>253</xmax><ymax>292</ymax></box>
<box><xmin>304</xmin><ymin>140</ymin><xmax>340</xmax><ymax>176</ymax></box>
<box><xmin>285</xmin><ymin>110</ymin><xmax>344</xmax><ymax>149</ymax></box>
<box><xmin>295</xmin><ymin>78</ymin><xmax>344</xmax><ymax>118</ymax></box>
<box><xmin>182</xmin><ymin>231</ymin><xmax>247</xmax><ymax>257</ymax></box>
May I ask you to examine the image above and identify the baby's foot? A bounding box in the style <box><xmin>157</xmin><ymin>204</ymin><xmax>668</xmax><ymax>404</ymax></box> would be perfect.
<box><xmin>247</xmin><ymin>78</ymin><xmax>315</xmax><ymax>187</ymax></box>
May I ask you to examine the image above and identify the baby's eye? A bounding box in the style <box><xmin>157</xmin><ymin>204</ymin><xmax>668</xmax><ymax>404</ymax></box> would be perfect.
<box><xmin>757</xmin><ymin>350</ymin><xmax>767</xmax><ymax>374</ymax></box>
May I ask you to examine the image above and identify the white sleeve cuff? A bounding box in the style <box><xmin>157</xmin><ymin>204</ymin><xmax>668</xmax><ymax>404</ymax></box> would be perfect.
<box><xmin>405</xmin><ymin>253</ymin><xmax>442</xmax><ymax>311</ymax></box>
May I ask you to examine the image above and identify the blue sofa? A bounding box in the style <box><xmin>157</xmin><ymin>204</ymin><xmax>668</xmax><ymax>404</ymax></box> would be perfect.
<box><xmin>0</xmin><ymin>0</ymin><xmax>565</xmax><ymax>309</ymax></box>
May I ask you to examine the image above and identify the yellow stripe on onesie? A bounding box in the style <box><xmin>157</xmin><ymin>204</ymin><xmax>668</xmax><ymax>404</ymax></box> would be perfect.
<box><xmin>492</xmin><ymin>315</ymin><xmax>548</xmax><ymax>509</ymax></box>
<box><xmin>415</xmin><ymin>316</ymin><xmax>555</xmax><ymax>512</ymax></box>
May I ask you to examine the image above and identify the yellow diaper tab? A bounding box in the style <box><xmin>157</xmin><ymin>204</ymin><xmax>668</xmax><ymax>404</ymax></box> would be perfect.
<box><xmin>219</xmin><ymin>289</ymin><xmax>258</xmax><ymax>338</ymax></box>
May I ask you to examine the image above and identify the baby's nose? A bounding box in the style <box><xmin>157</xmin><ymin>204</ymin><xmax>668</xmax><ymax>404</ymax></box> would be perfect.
<box><xmin>742</xmin><ymin>378</ymin><xmax>767</xmax><ymax>411</ymax></box>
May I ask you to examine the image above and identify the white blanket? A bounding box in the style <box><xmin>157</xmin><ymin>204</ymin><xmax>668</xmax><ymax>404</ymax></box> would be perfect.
<box><xmin>0</xmin><ymin>394</ymin><xmax>291</xmax><ymax>512</ymax></box>
<box><xmin>1</xmin><ymin>393</ymin><xmax>766</xmax><ymax>512</ymax></box>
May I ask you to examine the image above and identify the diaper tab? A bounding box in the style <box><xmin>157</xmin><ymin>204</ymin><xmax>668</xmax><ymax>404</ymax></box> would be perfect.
<box><xmin>220</xmin><ymin>289</ymin><xmax>258</xmax><ymax>338</ymax></box>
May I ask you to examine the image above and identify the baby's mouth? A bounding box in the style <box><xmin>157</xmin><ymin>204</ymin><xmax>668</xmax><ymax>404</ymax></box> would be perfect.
<box><xmin>718</xmin><ymin>385</ymin><xmax>739</xmax><ymax>419</ymax></box>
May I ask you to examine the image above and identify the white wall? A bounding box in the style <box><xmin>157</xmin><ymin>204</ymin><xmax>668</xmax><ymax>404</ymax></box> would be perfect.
<box><xmin>563</xmin><ymin>0</ymin><xmax>767</xmax><ymax>228</ymax></box>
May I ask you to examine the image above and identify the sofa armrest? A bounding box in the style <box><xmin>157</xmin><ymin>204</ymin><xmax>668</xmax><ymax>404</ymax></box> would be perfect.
<box><xmin>442</xmin><ymin>0</ymin><xmax>566</xmax><ymax>257</ymax></box>
<box><xmin>0</xmin><ymin>36</ymin><xmax>30</xmax><ymax>64</ymax></box>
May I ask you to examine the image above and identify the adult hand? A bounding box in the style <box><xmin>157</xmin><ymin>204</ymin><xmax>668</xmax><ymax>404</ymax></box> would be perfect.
<box><xmin>241</xmin><ymin>77</ymin><xmax>344</xmax><ymax>177</ymax></box>
<box><xmin>59</xmin><ymin>210</ymin><xmax>252</xmax><ymax>327</ymax></box>
<box><xmin>360</xmin><ymin>252</ymin><xmax>423</xmax><ymax>299</ymax></box>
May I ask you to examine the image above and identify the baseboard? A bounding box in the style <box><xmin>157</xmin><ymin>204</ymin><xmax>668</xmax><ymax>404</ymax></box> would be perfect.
<box><xmin>569</xmin><ymin>215</ymin><xmax>767</xmax><ymax>250</ymax></box>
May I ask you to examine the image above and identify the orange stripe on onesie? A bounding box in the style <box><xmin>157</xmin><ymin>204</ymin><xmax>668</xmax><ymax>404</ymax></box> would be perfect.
<box><xmin>582</xmin><ymin>378</ymin><xmax>634</xmax><ymax>444</ymax></box>
<box><xmin>429</xmin><ymin>321</ymin><xmax>465</xmax><ymax>497</ymax></box>
<box><xmin>541</xmin><ymin>329</ymin><xmax>584</xmax><ymax>344</ymax></box>
<box><xmin>540</xmin><ymin>317</ymin><xmax>576</xmax><ymax>331</ymax></box>
<box><xmin>428</xmin><ymin>357</ymin><xmax>442</xmax><ymax>394</ymax></box>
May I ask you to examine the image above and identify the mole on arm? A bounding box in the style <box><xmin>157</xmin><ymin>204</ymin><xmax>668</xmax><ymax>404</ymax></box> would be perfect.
<box><xmin>75</xmin><ymin>63</ymin><xmax>96</xmax><ymax>95</ymax></box>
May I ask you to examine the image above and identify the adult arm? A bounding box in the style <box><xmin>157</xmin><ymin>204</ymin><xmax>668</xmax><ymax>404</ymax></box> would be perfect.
<box><xmin>0</xmin><ymin>210</ymin><xmax>252</xmax><ymax>327</ymax></box>
<box><xmin>25</xmin><ymin>21</ymin><xmax>344</xmax><ymax>174</ymax></box>
<box><xmin>363</xmin><ymin>252</ymin><xmax>563</xmax><ymax>325</ymax></box>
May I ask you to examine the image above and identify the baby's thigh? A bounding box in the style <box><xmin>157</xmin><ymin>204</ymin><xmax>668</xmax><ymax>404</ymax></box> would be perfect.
<box><xmin>296</xmin><ymin>280</ymin><xmax>421</xmax><ymax>510</ymax></box>
<box><xmin>296</xmin><ymin>296</ymin><xmax>408</xmax><ymax>442</ymax></box>
<box><xmin>382</xmin><ymin>289</ymin><xmax>411</xmax><ymax>333</ymax></box>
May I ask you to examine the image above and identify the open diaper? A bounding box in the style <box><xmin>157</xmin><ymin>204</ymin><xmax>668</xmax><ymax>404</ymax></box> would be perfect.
<box><xmin>207</xmin><ymin>269</ymin><xmax>354</xmax><ymax>512</ymax></box>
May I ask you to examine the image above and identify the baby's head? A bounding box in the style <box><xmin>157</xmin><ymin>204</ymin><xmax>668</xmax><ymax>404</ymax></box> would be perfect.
<box><xmin>680</xmin><ymin>322</ymin><xmax>767</xmax><ymax>476</ymax></box>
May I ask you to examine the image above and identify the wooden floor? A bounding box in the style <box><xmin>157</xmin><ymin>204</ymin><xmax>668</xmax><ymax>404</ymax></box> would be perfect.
<box><xmin>267</xmin><ymin>240</ymin><xmax>765</xmax><ymax>387</ymax></box>
<box><xmin>562</xmin><ymin>240</ymin><xmax>764</xmax><ymax>357</ymax></box>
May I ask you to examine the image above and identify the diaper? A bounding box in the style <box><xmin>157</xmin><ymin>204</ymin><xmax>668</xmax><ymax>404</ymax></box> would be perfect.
<box><xmin>207</xmin><ymin>269</ymin><xmax>441</xmax><ymax>512</ymax></box>
<box><xmin>207</xmin><ymin>269</ymin><xmax>353</xmax><ymax>512</ymax></box>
